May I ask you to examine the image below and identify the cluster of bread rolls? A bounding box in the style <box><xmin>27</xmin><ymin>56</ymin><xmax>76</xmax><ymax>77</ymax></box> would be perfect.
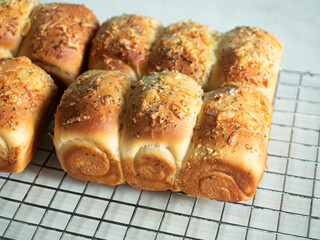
<box><xmin>54</xmin><ymin>13</ymin><xmax>282</xmax><ymax>202</ymax></box>
<box><xmin>0</xmin><ymin>1</ymin><xmax>282</xmax><ymax>202</ymax></box>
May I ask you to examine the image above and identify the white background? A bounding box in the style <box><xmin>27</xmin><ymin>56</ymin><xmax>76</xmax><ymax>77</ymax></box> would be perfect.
<box><xmin>41</xmin><ymin>0</ymin><xmax>320</xmax><ymax>74</ymax></box>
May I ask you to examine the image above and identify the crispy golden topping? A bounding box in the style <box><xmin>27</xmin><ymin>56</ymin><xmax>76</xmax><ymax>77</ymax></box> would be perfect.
<box><xmin>0</xmin><ymin>57</ymin><xmax>55</xmax><ymax>130</ymax></box>
<box><xmin>57</xmin><ymin>70</ymin><xmax>132</xmax><ymax>128</ymax></box>
<box><xmin>227</xmin><ymin>131</ymin><xmax>238</xmax><ymax>146</ymax></box>
<box><xmin>194</xmin><ymin>86</ymin><xmax>272</xmax><ymax>155</ymax></box>
<box><xmin>90</xmin><ymin>14</ymin><xmax>163</xmax><ymax>79</ymax></box>
<box><xmin>146</xmin><ymin>20</ymin><xmax>220</xmax><ymax>86</ymax></box>
<box><xmin>63</xmin><ymin>114</ymin><xmax>90</xmax><ymax>126</ymax></box>
<box><xmin>0</xmin><ymin>0</ymin><xmax>38</xmax><ymax>52</ymax></box>
<box><xmin>30</xmin><ymin>3</ymin><xmax>98</xmax><ymax>59</ymax></box>
<box><xmin>126</xmin><ymin>71</ymin><xmax>203</xmax><ymax>135</ymax></box>
<box><xmin>219</xmin><ymin>26</ymin><xmax>282</xmax><ymax>89</ymax></box>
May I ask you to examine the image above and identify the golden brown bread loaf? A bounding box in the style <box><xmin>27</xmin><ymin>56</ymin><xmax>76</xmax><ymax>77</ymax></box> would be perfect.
<box><xmin>180</xmin><ymin>86</ymin><xmax>272</xmax><ymax>201</ymax></box>
<box><xmin>52</xmin><ymin>20</ymin><xmax>282</xmax><ymax>202</ymax></box>
<box><xmin>0</xmin><ymin>57</ymin><xmax>57</xmax><ymax>173</ymax></box>
<box><xmin>120</xmin><ymin>71</ymin><xmax>203</xmax><ymax>191</ymax></box>
<box><xmin>178</xmin><ymin>26</ymin><xmax>281</xmax><ymax>201</ymax></box>
<box><xmin>208</xmin><ymin>26</ymin><xmax>283</xmax><ymax>102</ymax></box>
<box><xmin>144</xmin><ymin>20</ymin><xmax>219</xmax><ymax>89</ymax></box>
<box><xmin>54</xmin><ymin>70</ymin><xmax>132</xmax><ymax>185</ymax></box>
<box><xmin>18</xmin><ymin>3</ymin><xmax>99</xmax><ymax>88</ymax></box>
<box><xmin>89</xmin><ymin>14</ymin><xmax>163</xmax><ymax>81</ymax></box>
<box><xmin>0</xmin><ymin>0</ymin><xmax>39</xmax><ymax>58</ymax></box>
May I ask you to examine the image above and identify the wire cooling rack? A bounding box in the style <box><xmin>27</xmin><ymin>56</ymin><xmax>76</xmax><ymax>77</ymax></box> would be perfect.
<box><xmin>0</xmin><ymin>69</ymin><xmax>319</xmax><ymax>240</ymax></box>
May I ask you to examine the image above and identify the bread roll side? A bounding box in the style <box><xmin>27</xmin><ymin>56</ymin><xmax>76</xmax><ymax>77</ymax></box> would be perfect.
<box><xmin>121</xmin><ymin>71</ymin><xmax>203</xmax><ymax>191</ymax></box>
<box><xmin>0</xmin><ymin>57</ymin><xmax>57</xmax><ymax>173</ymax></box>
<box><xmin>180</xmin><ymin>86</ymin><xmax>272</xmax><ymax>201</ymax></box>
<box><xmin>54</xmin><ymin>70</ymin><xmax>132</xmax><ymax>185</ymax></box>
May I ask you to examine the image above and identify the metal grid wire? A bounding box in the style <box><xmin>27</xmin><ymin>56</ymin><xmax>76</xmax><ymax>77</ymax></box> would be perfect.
<box><xmin>0</xmin><ymin>69</ymin><xmax>319</xmax><ymax>240</ymax></box>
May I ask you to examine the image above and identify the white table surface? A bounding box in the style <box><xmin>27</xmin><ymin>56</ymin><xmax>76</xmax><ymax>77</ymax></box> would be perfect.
<box><xmin>41</xmin><ymin>0</ymin><xmax>320</xmax><ymax>74</ymax></box>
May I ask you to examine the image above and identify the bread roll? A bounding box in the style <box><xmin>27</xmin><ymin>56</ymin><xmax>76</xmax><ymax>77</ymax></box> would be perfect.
<box><xmin>0</xmin><ymin>0</ymin><xmax>39</xmax><ymax>58</ymax></box>
<box><xmin>144</xmin><ymin>20</ymin><xmax>219</xmax><ymax>89</ymax></box>
<box><xmin>208</xmin><ymin>26</ymin><xmax>282</xmax><ymax>102</ymax></box>
<box><xmin>0</xmin><ymin>57</ymin><xmax>57</xmax><ymax>173</ymax></box>
<box><xmin>89</xmin><ymin>14</ymin><xmax>163</xmax><ymax>81</ymax></box>
<box><xmin>18</xmin><ymin>3</ymin><xmax>99</xmax><ymax>88</ymax></box>
<box><xmin>54</xmin><ymin>70</ymin><xmax>132</xmax><ymax>185</ymax></box>
<box><xmin>179</xmin><ymin>86</ymin><xmax>272</xmax><ymax>201</ymax></box>
<box><xmin>121</xmin><ymin>71</ymin><xmax>203</xmax><ymax>191</ymax></box>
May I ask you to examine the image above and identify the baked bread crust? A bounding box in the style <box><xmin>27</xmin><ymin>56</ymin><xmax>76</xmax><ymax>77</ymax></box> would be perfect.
<box><xmin>18</xmin><ymin>3</ymin><xmax>99</xmax><ymax>87</ymax></box>
<box><xmin>89</xmin><ymin>14</ymin><xmax>163</xmax><ymax>80</ymax></box>
<box><xmin>121</xmin><ymin>71</ymin><xmax>203</xmax><ymax>191</ymax></box>
<box><xmin>0</xmin><ymin>0</ymin><xmax>39</xmax><ymax>57</ymax></box>
<box><xmin>54</xmin><ymin>70</ymin><xmax>132</xmax><ymax>185</ymax></box>
<box><xmin>50</xmin><ymin>21</ymin><xmax>282</xmax><ymax>202</ymax></box>
<box><xmin>208</xmin><ymin>26</ymin><xmax>283</xmax><ymax>102</ymax></box>
<box><xmin>0</xmin><ymin>56</ymin><xmax>57</xmax><ymax>173</ymax></box>
<box><xmin>145</xmin><ymin>20</ymin><xmax>219</xmax><ymax>89</ymax></box>
<box><xmin>180</xmin><ymin>86</ymin><xmax>272</xmax><ymax>201</ymax></box>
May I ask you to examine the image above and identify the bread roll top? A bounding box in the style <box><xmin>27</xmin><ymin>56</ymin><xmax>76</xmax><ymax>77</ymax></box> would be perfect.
<box><xmin>123</xmin><ymin>71</ymin><xmax>203</xmax><ymax>144</ymax></box>
<box><xmin>145</xmin><ymin>20</ymin><xmax>219</xmax><ymax>89</ymax></box>
<box><xmin>89</xmin><ymin>14</ymin><xmax>163</xmax><ymax>80</ymax></box>
<box><xmin>0</xmin><ymin>57</ymin><xmax>56</xmax><ymax>133</ymax></box>
<box><xmin>18</xmin><ymin>3</ymin><xmax>99</xmax><ymax>87</ymax></box>
<box><xmin>0</xmin><ymin>0</ymin><xmax>39</xmax><ymax>57</ymax></box>
<box><xmin>209</xmin><ymin>26</ymin><xmax>282</xmax><ymax>101</ymax></box>
<box><xmin>180</xmin><ymin>86</ymin><xmax>272</xmax><ymax>201</ymax></box>
<box><xmin>55</xmin><ymin>70</ymin><xmax>131</xmax><ymax>141</ymax></box>
<box><xmin>194</xmin><ymin>86</ymin><xmax>272</xmax><ymax>154</ymax></box>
